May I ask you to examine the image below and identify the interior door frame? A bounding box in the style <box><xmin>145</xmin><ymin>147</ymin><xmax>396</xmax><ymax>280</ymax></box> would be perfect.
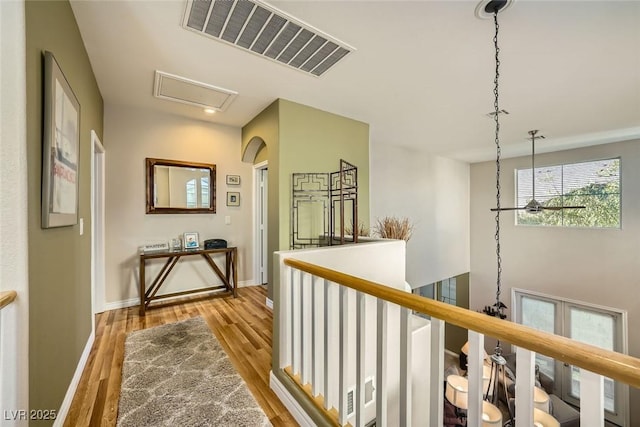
<box><xmin>253</xmin><ymin>160</ymin><xmax>268</xmax><ymax>292</ymax></box>
<box><xmin>91</xmin><ymin>130</ymin><xmax>106</xmax><ymax>324</ymax></box>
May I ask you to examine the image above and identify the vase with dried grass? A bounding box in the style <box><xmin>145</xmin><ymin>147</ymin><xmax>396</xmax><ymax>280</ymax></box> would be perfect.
<box><xmin>373</xmin><ymin>216</ymin><xmax>414</xmax><ymax>241</ymax></box>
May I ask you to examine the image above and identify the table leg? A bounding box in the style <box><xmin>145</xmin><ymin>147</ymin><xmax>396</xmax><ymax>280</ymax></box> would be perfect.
<box><xmin>232</xmin><ymin>247</ymin><xmax>238</xmax><ymax>297</ymax></box>
<box><xmin>139</xmin><ymin>256</ymin><xmax>145</xmax><ymax>316</ymax></box>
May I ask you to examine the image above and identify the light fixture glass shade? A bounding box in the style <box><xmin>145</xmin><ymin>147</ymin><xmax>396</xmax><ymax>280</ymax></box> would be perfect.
<box><xmin>445</xmin><ymin>375</ymin><xmax>468</xmax><ymax>409</ymax></box>
<box><xmin>460</xmin><ymin>341</ymin><xmax>489</xmax><ymax>359</ymax></box>
<box><xmin>481</xmin><ymin>401</ymin><xmax>502</xmax><ymax>426</ymax></box>
<box><xmin>534</xmin><ymin>386</ymin><xmax>550</xmax><ymax>413</ymax></box>
<box><xmin>533</xmin><ymin>408</ymin><xmax>560</xmax><ymax>427</ymax></box>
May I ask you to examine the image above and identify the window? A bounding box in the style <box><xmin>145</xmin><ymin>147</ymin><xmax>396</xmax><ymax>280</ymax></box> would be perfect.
<box><xmin>513</xmin><ymin>289</ymin><xmax>628</xmax><ymax>425</ymax></box>
<box><xmin>186</xmin><ymin>179</ymin><xmax>197</xmax><ymax>208</ymax></box>
<box><xmin>516</xmin><ymin>158</ymin><xmax>620</xmax><ymax>228</ymax></box>
<box><xmin>438</xmin><ymin>277</ymin><xmax>457</xmax><ymax>305</ymax></box>
<box><xmin>200</xmin><ymin>177</ymin><xmax>210</xmax><ymax>208</ymax></box>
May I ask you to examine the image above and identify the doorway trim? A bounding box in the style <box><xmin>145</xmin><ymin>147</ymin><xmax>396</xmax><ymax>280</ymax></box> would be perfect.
<box><xmin>253</xmin><ymin>160</ymin><xmax>269</xmax><ymax>307</ymax></box>
<box><xmin>91</xmin><ymin>130</ymin><xmax>106</xmax><ymax>324</ymax></box>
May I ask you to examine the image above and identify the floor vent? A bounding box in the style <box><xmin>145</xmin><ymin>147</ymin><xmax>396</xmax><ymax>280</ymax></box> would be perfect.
<box><xmin>182</xmin><ymin>0</ymin><xmax>354</xmax><ymax>77</ymax></box>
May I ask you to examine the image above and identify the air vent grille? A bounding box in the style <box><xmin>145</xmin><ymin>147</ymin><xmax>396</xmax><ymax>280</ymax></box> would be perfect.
<box><xmin>183</xmin><ymin>0</ymin><xmax>354</xmax><ymax>77</ymax></box>
<box><xmin>153</xmin><ymin>71</ymin><xmax>237</xmax><ymax>112</ymax></box>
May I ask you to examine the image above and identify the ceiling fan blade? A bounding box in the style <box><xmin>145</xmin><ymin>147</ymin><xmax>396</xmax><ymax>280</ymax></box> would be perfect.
<box><xmin>490</xmin><ymin>207</ymin><xmax>526</xmax><ymax>212</ymax></box>
<box><xmin>541</xmin><ymin>205</ymin><xmax>586</xmax><ymax>211</ymax></box>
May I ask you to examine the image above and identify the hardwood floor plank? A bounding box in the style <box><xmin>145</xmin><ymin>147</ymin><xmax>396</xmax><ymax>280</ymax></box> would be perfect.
<box><xmin>64</xmin><ymin>286</ymin><xmax>297</xmax><ymax>426</ymax></box>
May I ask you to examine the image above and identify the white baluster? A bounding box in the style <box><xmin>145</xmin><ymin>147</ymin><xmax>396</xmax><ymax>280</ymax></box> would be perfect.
<box><xmin>376</xmin><ymin>299</ymin><xmax>388</xmax><ymax>427</ymax></box>
<box><xmin>400</xmin><ymin>307</ymin><xmax>412</xmax><ymax>427</ymax></box>
<box><xmin>301</xmin><ymin>271</ymin><xmax>313</xmax><ymax>385</ymax></box>
<box><xmin>515</xmin><ymin>347</ymin><xmax>535</xmax><ymax>427</ymax></box>
<box><xmin>580</xmin><ymin>369</ymin><xmax>604</xmax><ymax>427</ymax></box>
<box><xmin>292</xmin><ymin>269</ymin><xmax>302</xmax><ymax>376</ymax></box>
<box><xmin>323</xmin><ymin>279</ymin><xmax>331</xmax><ymax>409</ymax></box>
<box><xmin>356</xmin><ymin>291</ymin><xmax>366</xmax><ymax>427</ymax></box>
<box><xmin>339</xmin><ymin>285</ymin><xmax>349</xmax><ymax>425</ymax></box>
<box><xmin>467</xmin><ymin>332</ymin><xmax>485</xmax><ymax>427</ymax></box>
<box><xmin>430</xmin><ymin>318</ymin><xmax>444</xmax><ymax>427</ymax></box>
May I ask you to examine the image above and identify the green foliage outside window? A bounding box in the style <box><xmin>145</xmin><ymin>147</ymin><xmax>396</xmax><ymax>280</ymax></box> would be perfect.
<box><xmin>517</xmin><ymin>158</ymin><xmax>620</xmax><ymax>228</ymax></box>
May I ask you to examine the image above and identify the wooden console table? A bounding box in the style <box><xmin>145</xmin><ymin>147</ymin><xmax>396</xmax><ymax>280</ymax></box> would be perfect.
<box><xmin>139</xmin><ymin>247</ymin><xmax>237</xmax><ymax>315</ymax></box>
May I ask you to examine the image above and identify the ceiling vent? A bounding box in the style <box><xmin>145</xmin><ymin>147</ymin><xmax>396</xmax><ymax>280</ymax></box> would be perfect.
<box><xmin>153</xmin><ymin>71</ymin><xmax>238</xmax><ymax>111</ymax></box>
<box><xmin>182</xmin><ymin>0</ymin><xmax>354</xmax><ymax>77</ymax></box>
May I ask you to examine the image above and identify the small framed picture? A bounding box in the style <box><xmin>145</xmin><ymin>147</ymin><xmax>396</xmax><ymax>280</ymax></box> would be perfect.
<box><xmin>226</xmin><ymin>175</ymin><xmax>240</xmax><ymax>185</ymax></box>
<box><xmin>227</xmin><ymin>192</ymin><xmax>240</xmax><ymax>207</ymax></box>
<box><xmin>183</xmin><ymin>232</ymin><xmax>199</xmax><ymax>249</ymax></box>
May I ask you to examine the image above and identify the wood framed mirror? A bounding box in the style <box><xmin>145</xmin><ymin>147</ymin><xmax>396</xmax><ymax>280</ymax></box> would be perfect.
<box><xmin>146</xmin><ymin>158</ymin><xmax>216</xmax><ymax>214</ymax></box>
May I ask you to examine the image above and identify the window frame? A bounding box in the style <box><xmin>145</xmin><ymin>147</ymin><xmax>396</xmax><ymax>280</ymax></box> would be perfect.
<box><xmin>514</xmin><ymin>156</ymin><xmax>621</xmax><ymax>229</ymax></box>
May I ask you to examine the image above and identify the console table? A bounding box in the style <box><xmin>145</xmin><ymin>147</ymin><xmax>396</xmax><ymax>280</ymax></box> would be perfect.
<box><xmin>139</xmin><ymin>247</ymin><xmax>237</xmax><ymax>315</ymax></box>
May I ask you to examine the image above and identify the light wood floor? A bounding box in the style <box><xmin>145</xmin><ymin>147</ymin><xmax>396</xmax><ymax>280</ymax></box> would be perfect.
<box><xmin>64</xmin><ymin>286</ymin><xmax>297</xmax><ymax>426</ymax></box>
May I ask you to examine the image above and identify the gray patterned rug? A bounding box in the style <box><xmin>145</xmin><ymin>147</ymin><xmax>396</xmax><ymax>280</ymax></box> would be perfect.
<box><xmin>116</xmin><ymin>317</ymin><xmax>271</xmax><ymax>426</ymax></box>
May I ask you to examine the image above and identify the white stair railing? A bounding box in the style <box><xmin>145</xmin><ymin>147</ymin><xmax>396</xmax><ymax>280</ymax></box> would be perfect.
<box><xmin>273</xmin><ymin>246</ymin><xmax>640</xmax><ymax>427</ymax></box>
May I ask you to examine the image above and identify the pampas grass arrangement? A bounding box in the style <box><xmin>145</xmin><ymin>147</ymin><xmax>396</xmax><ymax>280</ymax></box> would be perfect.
<box><xmin>345</xmin><ymin>220</ymin><xmax>370</xmax><ymax>237</ymax></box>
<box><xmin>373</xmin><ymin>216</ymin><xmax>414</xmax><ymax>241</ymax></box>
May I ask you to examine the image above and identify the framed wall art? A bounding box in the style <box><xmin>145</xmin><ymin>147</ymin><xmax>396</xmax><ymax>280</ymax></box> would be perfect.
<box><xmin>227</xmin><ymin>192</ymin><xmax>240</xmax><ymax>207</ymax></box>
<box><xmin>183</xmin><ymin>232</ymin><xmax>199</xmax><ymax>249</ymax></box>
<box><xmin>42</xmin><ymin>51</ymin><xmax>80</xmax><ymax>228</ymax></box>
<box><xmin>226</xmin><ymin>175</ymin><xmax>240</xmax><ymax>185</ymax></box>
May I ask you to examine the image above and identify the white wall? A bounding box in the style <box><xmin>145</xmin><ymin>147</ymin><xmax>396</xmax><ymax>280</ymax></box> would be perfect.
<box><xmin>470</xmin><ymin>139</ymin><xmax>640</xmax><ymax>423</ymax></box>
<box><xmin>0</xmin><ymin>0</ymin><xmax>29</xmax><ymax>423</ymax></box>
<box><xmin>370</xmin><ymin>143</ymin><xmax>470</xmax><ymax>288</ymax></box>
<box><xmin>104</xmin><ymin>105</ymin><xmax>255</xmax><ymax>306</ymax></box>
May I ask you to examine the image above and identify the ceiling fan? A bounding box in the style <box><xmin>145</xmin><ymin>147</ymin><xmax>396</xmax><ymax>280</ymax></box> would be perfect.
<box><xmin>491</xmin><ymin>130</ymin><xmax>586</xmax><ymax>213</ymax></box>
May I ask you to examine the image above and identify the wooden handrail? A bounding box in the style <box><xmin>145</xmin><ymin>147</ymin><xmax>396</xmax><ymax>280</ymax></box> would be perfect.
<box><xmin>0</xmin><ymin>290</ymin><xmax>17</xmax><ymax>311</ymax></box>
<box><xmin>284</xmin><ymin>258</ymin><xmax>640</xmax><ymax>389</ymax></box>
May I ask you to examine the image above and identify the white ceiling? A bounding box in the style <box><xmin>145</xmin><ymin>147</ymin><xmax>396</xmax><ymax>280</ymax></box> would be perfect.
<box><xmin>70</xmin><ymin>0</ymin><xmax>640</xmax><ymax>163</ymax></box>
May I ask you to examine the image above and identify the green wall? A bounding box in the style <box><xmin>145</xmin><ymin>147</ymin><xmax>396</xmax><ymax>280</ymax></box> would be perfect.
<box><xmin>242</xmin><ymin>99</ymin><xmax>370</xmax><ymax>299</ymax></box>
<box><xmin>25</xmin><ymin>1</ymin><xmax>103</xmax><ymax>422</ymax></box>
<box><xmin>242</xmin><ymin>101</ymin><xmax>280</xmax><ymax>298</ymax></box>
<box><xmin>278</xmin><ymin>99</ymin><xmax>370</xmax><ymax>249</ymax></box>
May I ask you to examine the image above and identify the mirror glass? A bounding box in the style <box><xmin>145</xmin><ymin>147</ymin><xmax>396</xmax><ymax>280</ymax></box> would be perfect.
<box><xmin>146</xmin><ymin>158</ymin><xmax>216</xmax><ymax>214</ymax></box>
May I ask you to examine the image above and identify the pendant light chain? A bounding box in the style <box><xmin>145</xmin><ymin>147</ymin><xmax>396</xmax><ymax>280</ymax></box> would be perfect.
<box><xmin>493</xmin><ymin>11</ymin><xmax>504</xmax><ymax>322</ymax></box>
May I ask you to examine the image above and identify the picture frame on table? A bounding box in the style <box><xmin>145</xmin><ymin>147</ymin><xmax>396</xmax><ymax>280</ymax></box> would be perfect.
<box><xmin>42</xmin><ymin>51</ymin><xmax>80</xmax><ymax>228</ymax></box>
<box><xmin>227</xmin><ymin>192</ymin><xmax>240</xmax><ymax>207</ymax></box>
<box><xmin>226</xmin><ymin>175</ymin><xmax>240</xmax><ymax>185</ymax></box>
<box><xmin>183</xmin><ymin>232</ymin><xmax>199</xmax><ymax>249</ymax></box>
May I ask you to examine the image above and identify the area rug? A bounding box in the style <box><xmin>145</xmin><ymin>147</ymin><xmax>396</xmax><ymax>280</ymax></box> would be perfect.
<box><xmin>116</xmin><ymin>317</ymin><xmax>271</xmax><ymax>427</ymax></box>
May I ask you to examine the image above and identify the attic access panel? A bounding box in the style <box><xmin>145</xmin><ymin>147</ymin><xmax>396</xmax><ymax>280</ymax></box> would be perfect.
<box><xmin>183</xmin><ymin>0</ymin><xmax>354</xmax><ymax>77</ymax></box>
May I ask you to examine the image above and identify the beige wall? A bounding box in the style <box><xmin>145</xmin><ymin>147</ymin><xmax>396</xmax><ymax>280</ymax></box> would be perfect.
<box><xmin>104</xmin><ymin>105</ymin><xmax>255</xmax><ymax>305</ymax></box>
<box><xmin>25</xmin><ymin>0</ymin><xmax>103</xmax><ymax>419</ymax></box>
<box><xmin>470</xmin><ymin>139</ymin><xmax>640</xmax><ymax>423</ymax></box>
<box><xmin>370</xmin><ymin>143</ymin><xmax>470</xmax><ymax>287</ymax></box>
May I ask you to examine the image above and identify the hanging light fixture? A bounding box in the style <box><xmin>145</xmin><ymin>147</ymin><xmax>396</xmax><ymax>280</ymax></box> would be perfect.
<box><xmin>482</xmin><ymin>0</ymin><xmax>509</xmax><ymax>326</ymax></box>
<box><xmin>445</xmin><ymin>375</ymin><xmax>503</xmax><ymax>426</ymax></box>
<box><xmin>481</xmin><ymin>2</ymin><xmax>514</xmax><ymax>424</ymax></box>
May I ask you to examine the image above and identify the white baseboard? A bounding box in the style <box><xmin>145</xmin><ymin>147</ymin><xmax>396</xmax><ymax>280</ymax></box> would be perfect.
<box><xmin>269</xmin><ymin>371</ymin><xmax>315</xmax><ymax>427</ymax></box>
<box><xmin>266</xmin><ymin>297</ymin><xmax>273</xmax><ymax>310</ymax></box>
<box><xmin>103</xmin><ymin>281</ymin><xmax>258</xmax><ymax>311</ymax></box>
<box><xmin>104</xmin><ymin>297</ymin><xmax>138</xmax><ymax>311</ymax></box>
<box><xmin>54</xmin><ymin>330</ymin><xmax>95</xmax><ymax>427</ymax></box>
